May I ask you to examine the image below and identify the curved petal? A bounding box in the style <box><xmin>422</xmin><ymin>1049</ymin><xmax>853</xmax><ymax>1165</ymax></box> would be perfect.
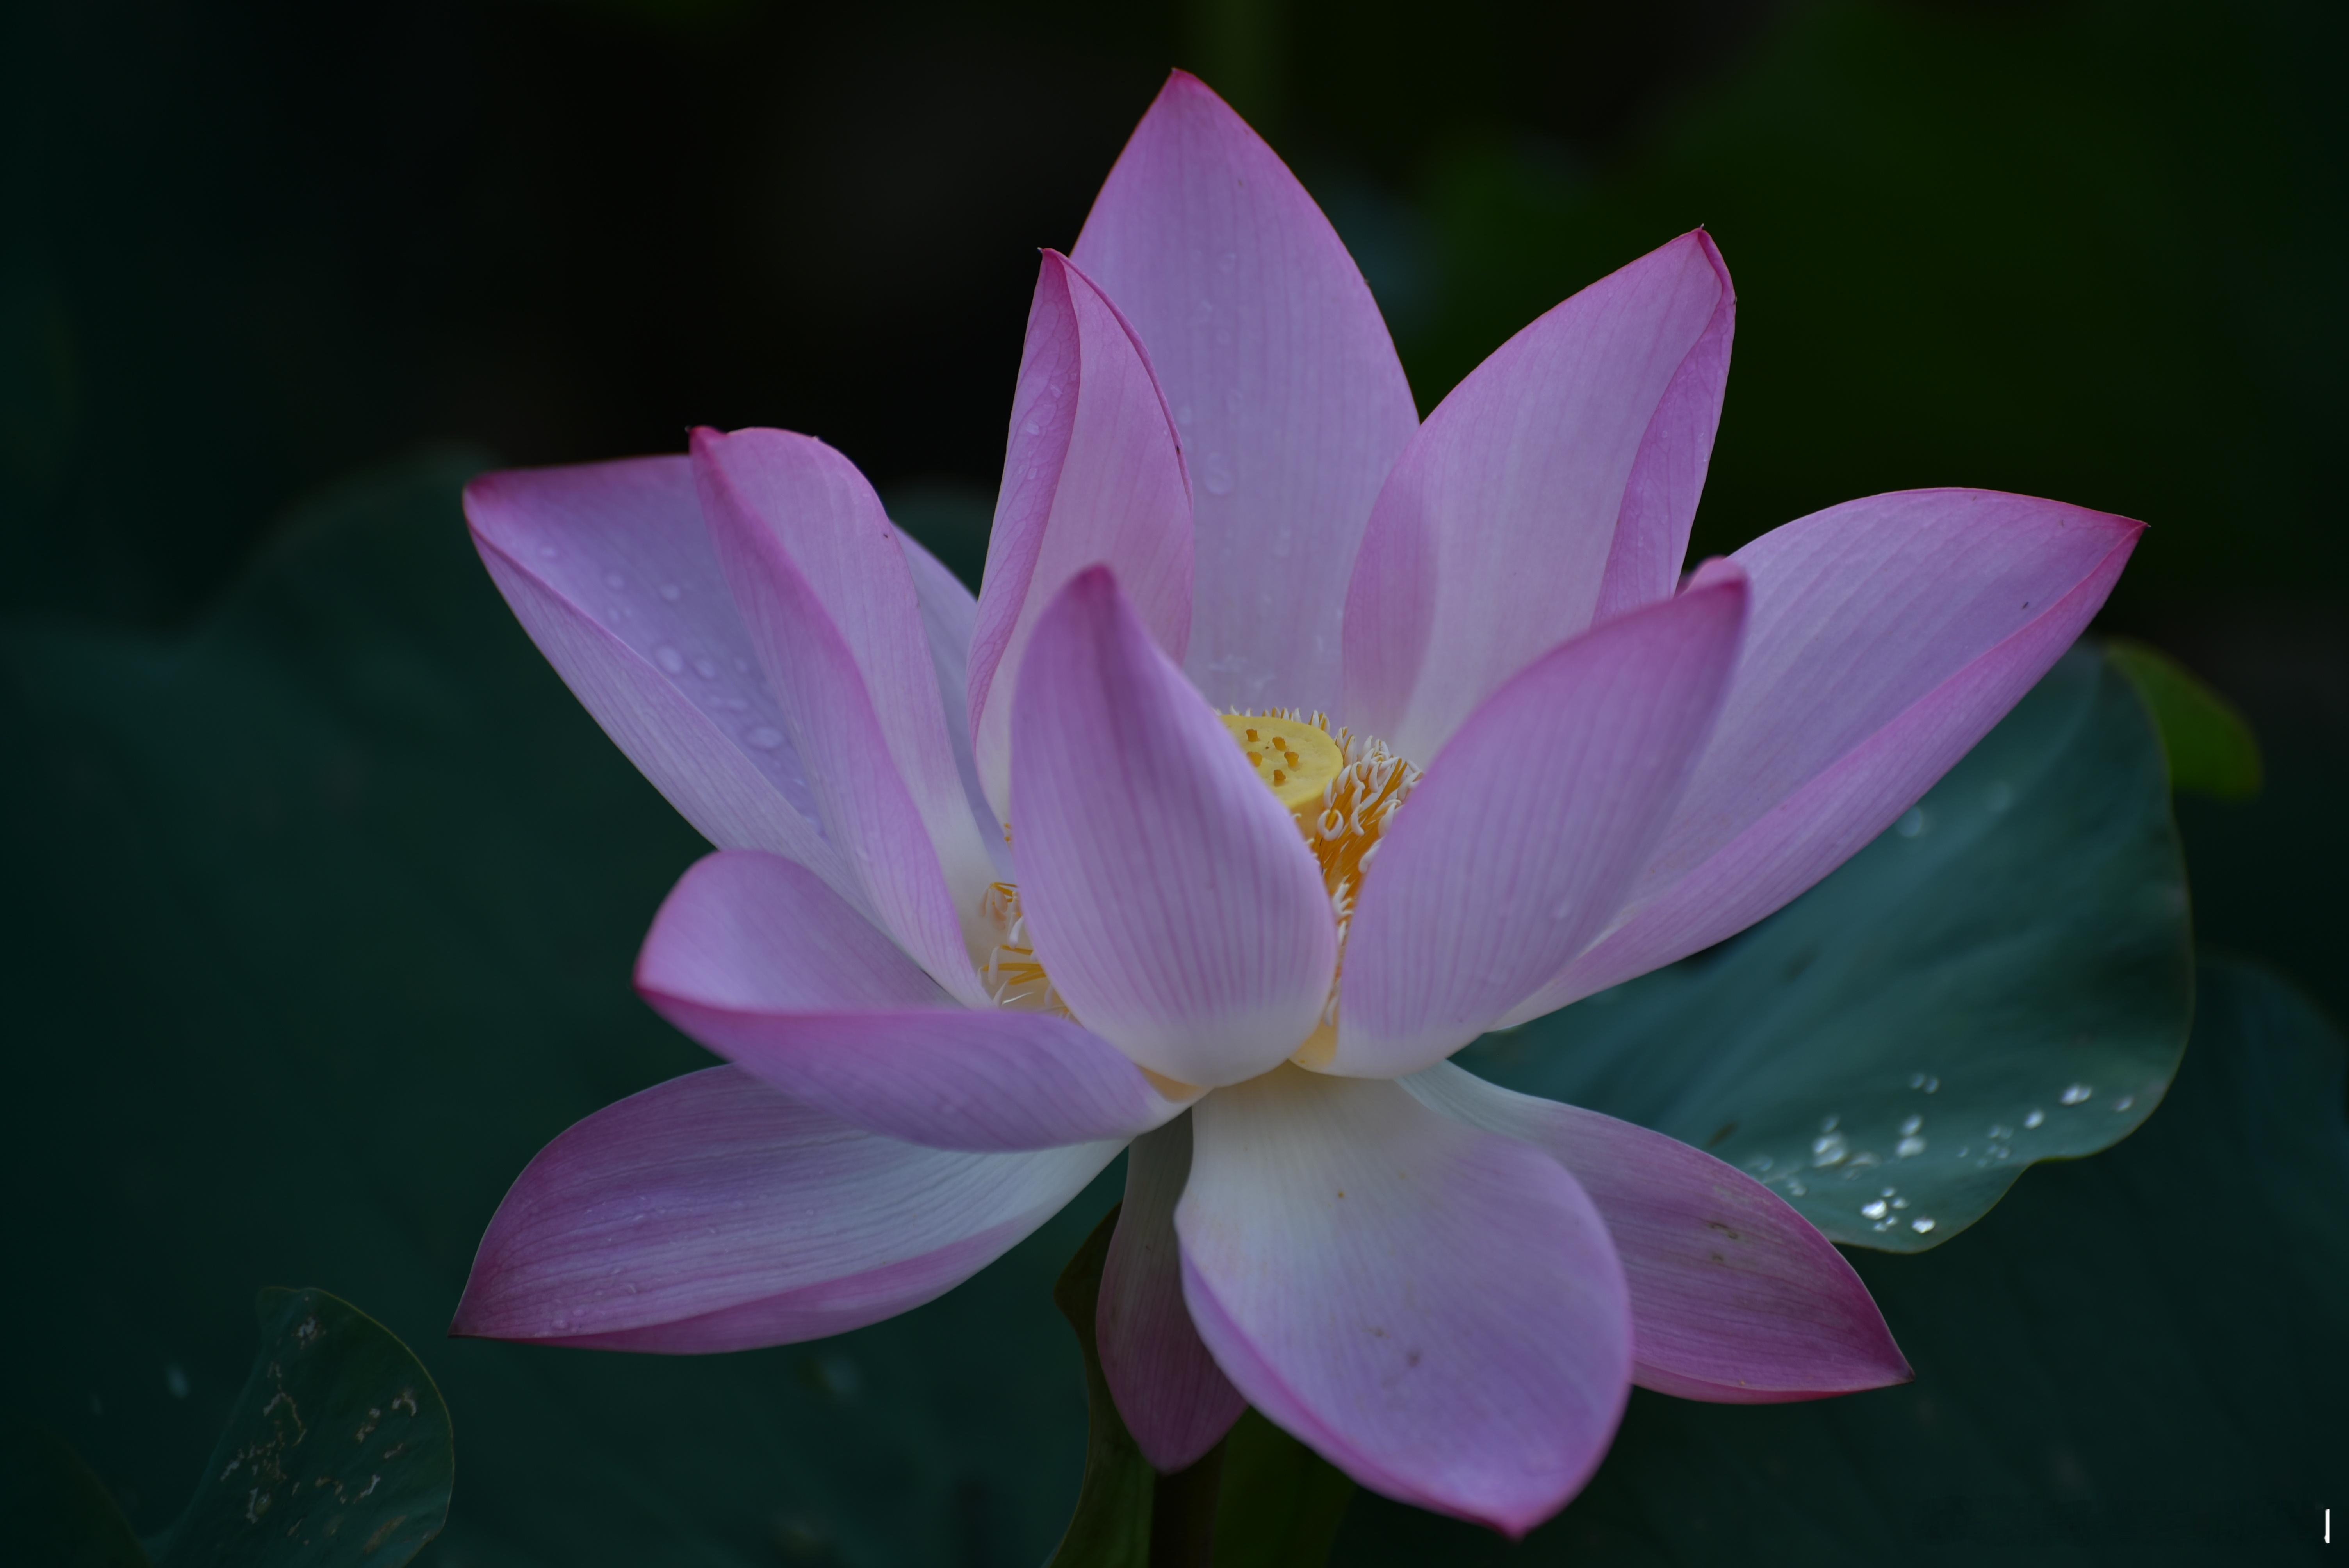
<box><xmin>451</xmin><ymin>1066</ymin><xmax>1120</xmax><ymax>1352</ymax></box>
<box><xmin>1012</xmin><ymin>568</ymin><xmax>1337</xmax><ymax>1087</ymax></box>
<box><xmin>1074</xmin><ymin>71</ymin><xmax>1419</xmax><ymax>716</ymax></box>
<box><xmin>1504</xmin><ymin>490</ymin><xmax>2143</xmax><ymax>1022</ymax></box>
<box><xmin>634</xmin><ymin>850</ymin><xmax>1183</xmax><ymax>1151</ymax></box>
<box><xmin>1334</xmin><ymin>568</ymin><xmax>1748</xmax><ymax>1077</ymax></box>
<box><xmin>1406</xmin><ymin>1064</ymin><xmax>1911</xmax><ymax>1402</ymax></box>
<box><xmin>1346</xmin><ymin>232</ymin><xmax>1733</xmax><ymax>761</ymax></box>
<box><xmin>463</xmin><ymin>457</ymin><xmax>853</xmax><ymax>901</ymax></box>
<box><xmin>1594</xmin><ymin>241</ymin><xmax>1738</xmax><ymax>624</ymax></box>
<box><xmin>898</xmin><ymin>529</ymin><xmax>1010</xmax><ymax>877</ymax></box>
<box><xmin>693</xmin><ymin>427</ymin><xmax>994</xmax><ymax>1004</ymax></box>
<box><xmin>1098</xmin><ymin>1115</ymin><xmax>1244</xmax><ymax>1470</ymax></box>
<box><xmin>1179</xmin><ymin>1067</ymin><xmax>1631</xmax><ymax>1537</ymax></box>
<box><xmin>968</xmin><ymin>251</ymin><xmax>1194</xmax><ymax>821</ymax></box>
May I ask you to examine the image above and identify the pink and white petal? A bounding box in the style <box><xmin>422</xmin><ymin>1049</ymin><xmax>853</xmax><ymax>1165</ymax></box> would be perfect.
<box><xmin>1406</xmin><ymin>1064</ymin><xmax>1910</xmax><ymax>1402</ymax></box>
<box><xmin>1593</xmin><ymin>250</ymin><xmax>1737</xmax><ymax>624</ymax></box>
<box><xmin>451</xmin><ymin>1066</ymin><xmax>1120</xmax><ymax>1352</ymax></box>
<box><xmin>1099</xmin><ymin>1115</ymin><xmax>1245</xmax><ymax>1471</ymax></box>
<box><xmin>635</xmin><ymin>850</ymin><xmax>948</xmax><ymax>1013</ymax></box>
<box><xmin>464</xmin><ymin>457</ymin><xmax>853</xmax><ymax>901</ymax></box>
<box><xmin>1504</xmin><ymin>490</ymin><xmax>2143</xmax><ymax>1021</ymax></box>
<box><xmin>1180</xmin><ymin>1067</ymin><xmax>1631</xmax><ymax>1537</ymax></box>
<box><xmin>1012</xmin><ymin>568</ymin><xmax>1337</xmax><ymax>1087</ymax></box>
<box><xmin>1346</xmin><ymin>233</ymin><xmax>1733</xmax><ymax>761</ymax></box>
<box><xmin>1074</xmin><ymin>71</ymin><xmax>1419</xmax><ymax>716</ymax></box>
<box><xmin>898</xmin><ymin>529</ymin><xmax>1010</xmax><ymax>877</ymax></box>
<box><xmin>649</xmin><ymin>1002</ymin><xmax>1186</xmax><ymax>1154</ymax></box>
<box><xmin>1335</xmin><ymin>569</ymin><xmax>1748</xmax><ymax>1078</ymax></box>
<box><xmin>968</xmin><ymin>251</ymin><xmax>1194</xmax><ymax>821</ymax></box>
<box><xmin>693</xmin><ymin>428</ymin><xmax>994</xmax><ymax>1003</ymax></box>
<box><xmin>633</xmin><ymin>850</ymin><xmax>1181</xmax><ymax>1151</ymax></box>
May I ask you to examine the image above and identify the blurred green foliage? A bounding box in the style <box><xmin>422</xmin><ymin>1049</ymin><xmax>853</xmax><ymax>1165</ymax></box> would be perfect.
<box><xmin>2107</xmin><ymin>637</ymin><xmax>2265</xmax><ymax>796</ymax></box>
<box><xmin>1471</xmin><ymin>645</ymin><xmax>2192</xmax><ymax>1253</ymax></box>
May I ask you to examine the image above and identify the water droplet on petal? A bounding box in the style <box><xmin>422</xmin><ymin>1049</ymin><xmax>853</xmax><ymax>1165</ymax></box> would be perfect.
<box><xmin>659</xmin><ymin>582</ymin><xmax>682</xmax><ymax>602</ymax></box>
<box><xmin>1896</xmin><ymin>1136</ymin><xmax>1927</xmax><ymax>1158</ymax></box>
<box><xmin>1200</xmin><ymin>451</ymin><xmax>1235</xmax><ymax>496</ymax></box>
<box><xmin>1910</xmin><ymin>1217</ymin><xmax>1936</xmax><ymax>1234</ymax></box>
<box><xmin>1862</xmin><ymin>1199</ymin><xmax>1888</xmax><ymax>1220</ymax></box>
<box><xmin>605</xmin><ymin>571</ymin><xmax>627</xmax><ymax>590</ymax></box>
<box><xmin>655</xmin><ymin>645</ymin><xmax>686</xmax><ymax>675</ymax></box>
<box><xmin>2060</xmin><ymin>1083</ymin><xmax>2093</xmax><ymax>1105</ymax></box>
<box><xmin>2023</xmin><ymin>1109</ymin><xmax>2045</xmax><ymax>1129</ymax></box>
<box><xmin>746</xmin><ymin>726</ymin><xmax>784</xmax><ymax>750</ymax></box>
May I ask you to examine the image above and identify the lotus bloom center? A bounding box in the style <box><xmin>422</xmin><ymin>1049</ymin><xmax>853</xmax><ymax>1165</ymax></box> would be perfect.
<box><xmin>981</xmin><ymin>708</ymin><xmax>1420</xmax><ymax>1053</ymax></box>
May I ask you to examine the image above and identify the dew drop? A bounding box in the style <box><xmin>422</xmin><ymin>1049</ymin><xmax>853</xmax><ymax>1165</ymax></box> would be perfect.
<box><xmin>1200</xmin><ymin>451</ymin><xmax>1235</xmax><ymax>496</ymax></box>
<box><xmin>1899</xmin><ymin>1114</ymin><xmax>1923</xmax><ymax>1136</ymax></box>
<box><xmin>655</xmin><ymin>645</ymin><xmax>686</xmax><ymax>675</ymax></box>
<box><xmin>604</xmin><ymin>571</ymin><xmax>627</xmax><ymax>590</ymax></box>
<box><xmin>1910</xmin><ymin>1217</ymin><xmax>1936</xmax><ymax>1234</ymax></box>
<box><xmin>1985</xmin><ymin>781</ymin><xmax>2014</xmax><ymax>813</ymax></box>
<box><xmin>694</xmin><ymin>658</ymin><xmax>718</xmax><ymax>680</ymax></box>
<box><xmin>2114</xmin><ymin>1094</ymin><xmax>2136</xmax><ymax>1112</ymax></box>
<box><xmin>1861</xmin><ymin>1199</ymin><xmax>1888</xmax><ymax>1219</ymax></box>
<box><xmin>746</xmin><ymin>726</ymin><xmax>784</xmax><ymax>750</ymax></box>
<box><xmin>2023</xmin><ymin>1109</ymin><xmax>2045</xmax><ymax>1129</ymax></box>
<box><xmin>1896</xmin><ymin>1136</ymin><xmax>1927</xmax><ymax>1158</ymax></box>
<box><xmin>1895</xmin><ymin>807</ymin><xmax>1926</xmax><ymax>838</ymax></box>
<box><xmin>659</xmin><ymin>582</ymin><xmax>683</xmax><ymax>602</ymax></box>
<box><xmin>2060</xmin><ymin>1083</ymin><xmax>2093</xmax><ymax>1105</ymax></box>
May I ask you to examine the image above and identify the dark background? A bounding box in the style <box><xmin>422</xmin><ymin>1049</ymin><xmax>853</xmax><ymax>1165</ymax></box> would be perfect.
<box><xmin>4</xmin><ymin>0</ymin><xmax>2345</xmax><ymax>1561</ymax></box>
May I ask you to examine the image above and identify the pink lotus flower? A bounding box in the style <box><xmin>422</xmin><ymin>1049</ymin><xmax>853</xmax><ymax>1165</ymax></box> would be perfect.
<box><xmin>452</xmin><ymin>74</ymin><xmax>2139</xmax><ymax>1534</ymax></box>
